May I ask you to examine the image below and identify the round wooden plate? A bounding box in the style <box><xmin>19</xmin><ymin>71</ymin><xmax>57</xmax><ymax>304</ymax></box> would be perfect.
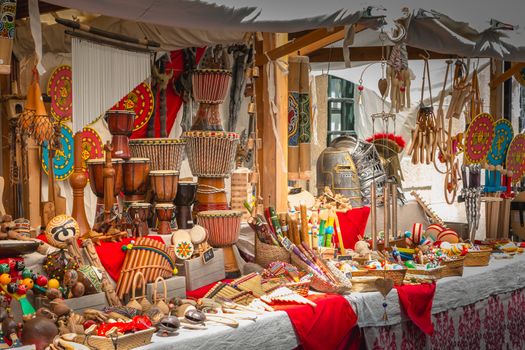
<box><xmin>487</xmin><ymin>119</ymin><xmax>513</xmax><ymax>166</ymax></box>
<box><xmin>506</xmin><ymin>134</ymin><xmax>525</xmax><ymax>183</ymax></box>
<box><xmin>464</xmin><ymin>113</ymin><xmax>494</xmax><ymax>164</ymax></box>
<box><xmin>111</xmin><ymin>82</ymin><xmax>154</xmax><ymax>132</ymax></box>
<box><xmin>42</xmin><ymin>123</ymin><xmax>74</xmax><ymax>181</ymax></box>
<box><xmin>47</xmin><ymin>65</ymin><xmax>73</xmax><ymax>121</ymax></box>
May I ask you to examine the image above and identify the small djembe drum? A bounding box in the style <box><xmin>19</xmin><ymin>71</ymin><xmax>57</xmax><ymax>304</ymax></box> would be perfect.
<box><xmin>129</xmin><ymin>138</ymin><xmax>186</xmax><ymax>171</ymax></box>
<box><xmin>150</xmin><ymin>170</ymin><xmax>179</xmax><ymax>203</ymax></box>
<box><xmin>174</xmin><ymin>181</ymin><xmax>197</xmax><ymax>229</ymax></box>
<box><xmin>191</xmin><ymin>69</ymin><xmax>231</xmax><ymax>131</ymax></box>
<box><xmin>184</xmin><ymin>131</ymin><xmax>239</xmax><ymax>214</ymax></box>
<box><xmin>155</xmin><ymin>203</ymin><xmax>175</xmax><ymax>235</ymax></box>
<box><xmin>86</xmin><ymin>158</ymin><xmax>124</xmax><ymax>223</ymax></box>
<box><xmin>122</xmin><ymin>158</ymin><xmax>150</xmax><ymax>201</ymax></box>
<box><xmin>128</xmin><ymin>202</ymin><xmax>151</xmax><ymax>237</ymax></box>
<box><xmin>197</xmin><ymin>210</ymin><xmax>242</xmax><ymax>275</ymax></box>
<box><xmin>106</xmin><ymin>110</ymin><xmax>135</xmax><ymax>160</ymax></box>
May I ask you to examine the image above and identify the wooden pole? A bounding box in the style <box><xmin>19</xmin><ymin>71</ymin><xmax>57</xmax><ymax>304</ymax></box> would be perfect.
<box><xmin>70</xmin><ymin>132</ymin><xmax>91</xmax><ymax>237</ymax></box>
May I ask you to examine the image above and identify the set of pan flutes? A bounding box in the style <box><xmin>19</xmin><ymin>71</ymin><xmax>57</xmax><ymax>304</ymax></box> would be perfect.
<box><xmin>116</xmin><ymin>237</ymin><xmax>177</xmax><ymax>299</ymax></box>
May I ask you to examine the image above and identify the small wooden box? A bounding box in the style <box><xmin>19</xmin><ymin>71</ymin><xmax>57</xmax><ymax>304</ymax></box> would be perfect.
<box><xmin>34</xmin><ymin>292</ymin><xmax>107</xmax><ymax>314</ymax></box>
<box><xmin>146</xmin><ymin>276</ymin><xmax>186</xmax><ymax>300</ymax></box>
<box><xmin>183</xmin><ymin>248</ymin><xmax>225</xmax><ymax>291</ymax></box>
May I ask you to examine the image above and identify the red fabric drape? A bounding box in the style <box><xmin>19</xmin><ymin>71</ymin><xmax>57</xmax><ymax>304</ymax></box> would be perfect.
<box><xmin>395</xmin><ymin>283</ymin><xmax>437</xmax><ymax>335</ymax></box>
<box><xmin>336</xmin><ymin>207</ymin><xmax>371</xmax><ymax>250</ymax></box>
<box><xmin>131</xmin><ymin>48</ymin><xmax>205</xmax><ymax>138</ymax></box>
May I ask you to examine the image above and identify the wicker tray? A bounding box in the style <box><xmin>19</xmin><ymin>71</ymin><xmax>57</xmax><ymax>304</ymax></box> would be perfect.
<box><xmin>290</xmin><ymin>254</ymin><xmax>348</xmax><ymax>294</ymax></box>
<box><xmin>406</xmin><ymin>266</ymin><xmax>445</xmax><ymax>279</ymax></box>
<box><xmin>464</xmin><ymin>249</ymin><xmax>492</xmax><ymax>267</ymax></box>
<box><xmin>441</xmin><ymin>256</ymin><xmax>465</xmax><ymax>277</ymax></box>
<box><xmin>360</xmin><ymin>268</ymin><xmax>407</xmax><ymax>286</ymax></box>
<box><xmin>351</xmin><ymin>276</ymin><xmax>379</xmax><ymax>293</ymax></box>
<box><xmin>255</xmin><ymin>238</ymin><xmax>290</xmax><ymax>268</ymax></box>
<box><xmin>74</xmin><ymin>327</ymin><xmax>155</xmax><ymax>350</ymax></box>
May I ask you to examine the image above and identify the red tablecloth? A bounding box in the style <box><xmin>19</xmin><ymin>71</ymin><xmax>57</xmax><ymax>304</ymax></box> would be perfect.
<box><xmin>185</xmin><ymin>281</ymin><xmax>358</xmax><ymax>350</ymax></box>
<box><xmin>36</xmin><ymin>235</ymin><xmax>164</xmax><ymax>281</ymax></box>
<box><xmin>395</xmin><ymin>283</ymin><xmax>436</xmax><ymax>335</ymax></box>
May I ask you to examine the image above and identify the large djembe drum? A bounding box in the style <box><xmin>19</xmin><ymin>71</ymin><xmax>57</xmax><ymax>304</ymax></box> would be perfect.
<box><xmin>184</xmin><ymin>131</ymin><xmax>239</xmax><ymax>213</ymax></box>
<box><xmin>174</xmin><ymin>181</ymin><xmax>197</xmax><ymax>229</ymax></box>
<box><xmin>197</xmin><ymin>210</ymin><xmax>242</xmax><ymax>275</ymax></box>
<box><xmin>129</xmin><ymin>138</ymin><xmax>186</xmax><ymax>171</ymax></box>
<box><xmin>106</xmin><ymin>110</ymin><xmax>135</xmax><ymax>160</ymax></box>
<box><xmin>150</xmin><ymin>170</ymin><xmax>179</xmax><ymax>203</ymax></box>
<box><xmin>191</xmin><ymin>69</ymin><xmax>231</xmax><ymax>131</ymax></box>
<box><xmin>155</xmin><ymin>203</ymin><xmax>175</xmax><ymax>235</ymax></box>
<box><xmin>122</xmin><ymin>158</ymin><xmax>150</xmax><ymax>201</ymax></box>
<box><xmin>86</xmin><ymin>158</ymin><xmax>124</xmax><ymax>223</ymax></box>
<box><xmin>127</xmin><ymin>202</ymin><xmax>151</xmax><ymax>237</ymax></box>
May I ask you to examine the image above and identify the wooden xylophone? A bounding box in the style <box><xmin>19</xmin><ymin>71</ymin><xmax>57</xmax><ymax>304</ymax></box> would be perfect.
<box><xmin>116</xmin><ymin>237</ymin><xmax>177</xmax><ymax>299</ymax></box>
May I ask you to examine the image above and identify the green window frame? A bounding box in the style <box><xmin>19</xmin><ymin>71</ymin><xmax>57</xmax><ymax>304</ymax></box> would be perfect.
<box><xmin>327</xmin><ymin>75</ymin><xmax>356</xmax><ymax>145</ymax></box>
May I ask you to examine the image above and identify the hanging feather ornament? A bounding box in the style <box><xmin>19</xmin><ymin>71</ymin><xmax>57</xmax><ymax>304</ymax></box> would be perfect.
<box><xmin>387</xmin><ymin>42</ymin><xmax>410</xmax><ymax>112</ymax></box>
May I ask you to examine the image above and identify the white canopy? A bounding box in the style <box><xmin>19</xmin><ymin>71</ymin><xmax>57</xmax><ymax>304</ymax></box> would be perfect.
<box><xmin>42</xmin><ymin>0</ymin><xmax>525</xmax><ymax>59</ymax></box>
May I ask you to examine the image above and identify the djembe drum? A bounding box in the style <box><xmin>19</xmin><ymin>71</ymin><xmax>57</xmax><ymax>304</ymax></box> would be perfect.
<box><xmin>128</xmin><ymin>202</ymin><xmax>151</xmax><ymax>237</ymax></box>
<box><xmin>150</xmin><ymin>170</ymin><xmax>179</xmax><ymax>203</ymax></box>
<box><xmin>184</xmin><ymin>131</ymin><xmax>239</xmax><ymax>213</ymax></box>
<box><xmin>174</xmin><ymin>181</ymin><xmax>197</xmax><ymax>229</ymax></box>
<box><xmin>129</xmin><ymin>138</ymin><xmax>186</xmax><ymax>171</ymax></box>
<box><xmin>86</xmin><ymin>158</ymin><xmax>124</xmax><ymax>222</ymax></box>
<box><xmin>122</xmin><ymin>158</ymin><xmax>150</xmax><ymax>201</ymax></box>
<box><xmin>155</xmin><ymin>203</ymin><xmax>175</xmax><ymax>235</ymax></box>
<box><xmin>197</xmin><ymin>210</ymin><xmax>242</xmax><ymax>276</ymax></box>
<box><xmin>191</xmin><ymin>69</ymin><xmax>231</xmax><ymax>131</ymax></box>
<box><xmin>106</xmin><ymin>110</ymin><xmax>135</xmax><ymax>160</ymax></box>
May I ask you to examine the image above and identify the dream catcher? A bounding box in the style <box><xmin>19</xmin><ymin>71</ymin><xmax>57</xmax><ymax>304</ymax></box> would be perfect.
<box><xmin>462</xmin><ymin>113</ymin><xmax>495</xmax><ymax>241</ymax></box>
<box><xmin>386</xmin><ymin>19</ymin><xmax>411</xmax><ymax>112</ymax></box>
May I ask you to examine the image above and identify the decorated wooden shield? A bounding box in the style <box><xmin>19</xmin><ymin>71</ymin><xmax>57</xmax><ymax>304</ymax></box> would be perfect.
<box><xmin>47</xmin><ymin>65</ymin><xmax>73</xmax><ymax>121</ymax></box>
<box><xmin>42</xmin><ymin>124</ymin><xmax>74</xmax><ymax>181</ymax></box>
<box><xmin>506</xmin><ymin>134</ymin><xmax>525</xmax><ymax>183</ymax></box>
<box><xmin>487</xmin><ymin>119</ymin><xmax>513</xmax><ymax>166</ymax></box>
<box><xmin>464</xmin><ymin>113</ymin><xmax>495</xmax><ymax>164</ymax></box>
<box><xmin>111</xmin><ymin>82</ymin><xmax>154</xmax><ymax>132</ymax></box>
<box><xmin>80</xmin><ymin>127</ymin><xmax>103</xmax><ymax>180</ymax></box>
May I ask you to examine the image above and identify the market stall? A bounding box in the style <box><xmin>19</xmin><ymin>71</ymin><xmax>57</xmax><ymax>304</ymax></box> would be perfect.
<box><xmin>0</xmin><ymin>1</ymin><xmax>524</xmax><ymax>350</ymax></box>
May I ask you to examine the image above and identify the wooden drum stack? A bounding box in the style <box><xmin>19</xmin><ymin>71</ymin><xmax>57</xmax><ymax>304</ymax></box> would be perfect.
<box><xmin>86</xmin><ymin>158</ymin><xmax>123</xmax><ymax>225</ymax></box>
<box><xmin>150</xmin><ymin>170</ymin><xmax>179</xmax><ymax>235</ymax></box>
<box><xmin>197</xmin><ymin>210</ymin><xmax>242</xmax><ymax>275</ymax></box>
<box><xmin>106</xmin><ymin>110</ymin><xmax>135</xmax><ymax>160</ymax></box>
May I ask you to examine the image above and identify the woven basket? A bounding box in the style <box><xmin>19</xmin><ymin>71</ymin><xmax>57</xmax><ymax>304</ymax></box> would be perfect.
<box><xmin>255</xmin><ymin>237</ymin><xmax>290</xmax><ymax>268</ymax></box>
<box><xmin>290</xmin><ymin>254</ymin><xmax>348</xmax><ymax>294</ymax></box>
<box><xmin>440</xmin><ymin>256</ymin><xmax>465</xmax><ymax>277</ymax></box>
<box><xmin>464</xmin><ymin>249</ymin><xmax>492</xmax><ymax>267</ymax></box>
<box><xmin>406</xmin><ymin>266</ymin><xmax>445</xmax><ymax>279</ymax></box>
<box><xmin>351</xmin><ymin>276</ymin><xmax>379</xmax><ymax>293</ymax></box>
<box><xmin>364</xmin><ymin>269</ymin><xmax>406</xmax><ymax>286</ymax></box>
<box><xmin>74</xmin><ymin>327</ymin><xmax>155</xmax><ymax>350</ymax></box>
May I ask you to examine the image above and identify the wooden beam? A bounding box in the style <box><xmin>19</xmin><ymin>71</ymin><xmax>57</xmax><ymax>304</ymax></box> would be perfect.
<box><xmin>16</xmin><ymin>0</ymin><xmax>66</xmax><ymax>19</ymax></box>
<box><xmin>489</xmin><ymin>62</ymin><xmax>525</xmax><ymax>88</ymax></box>
<box><xmin>308</xmin><ymin>46</ymin><xmax>457</xmax><ymax>62</ymax></box>
<box><xmin>490</xmin><ymin>59</ymin><xmax>504</xmax><ymax>118</ymax></box>
<box><xmin>255</xmin><ymin>33</ymin><xmax>288</xmax><ymax>211</ymax></box>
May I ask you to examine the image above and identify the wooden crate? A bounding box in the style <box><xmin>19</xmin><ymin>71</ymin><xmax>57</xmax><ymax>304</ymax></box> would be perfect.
<box><xmin>35</xmin><ymin>292</ymin><xmax>107</xmax><ymax>314</ymax></box>
<box><xmin>146</xmin><ymin>276</ymin><xmax>186</xmax><ymax>300</ymax></box>
<box><xmin>183</xmin><ymin>248</ymin><xmax>225</xmax><ymax>291</ymax></box>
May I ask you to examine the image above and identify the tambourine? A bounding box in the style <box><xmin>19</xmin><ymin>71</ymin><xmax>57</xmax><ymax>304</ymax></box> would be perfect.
<box><xmin>506</xmin><ymin>134</ymin><xmax>525</xmax><ymax>183</ymax></box>
<box><xmin>172</xmin><ymin>229</ymin><xmax>194</xmax><ymax>260</ymax></box>
<box><xmin>464</xmin><ymin>113</ymin><xmax>494</xmax><ymax>164</ymax></box>
<box><xmin>41</xmin><ymin>123</ymin><xmax>74</xmax><ymax>181</ymax></box>
<box><xmin>487</xmin><ymin>119</ymin><xmax>513</xmax><ymax>166</ymax></box>
<box><xmin>47</xmin><ymin>65</ymin><xmax>72</xmax><ymax>121</ymax></box>
<box><xmin>111</xmin><ymin>82</ymin><xmax>154</xmax><ymax>132</ymax></box>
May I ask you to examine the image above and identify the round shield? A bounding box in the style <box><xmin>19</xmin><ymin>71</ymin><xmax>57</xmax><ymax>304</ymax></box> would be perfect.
<box><xmin>42</xmin><ymin>124</ymin><xmax>74</xmax><ymax>181</ymax></box>
<box><xmin>464</xmin><ymin>113</ymin><xmax>494</xmax><ymax>164</ymax></box>
<box><xmin>80</xmin><ymin>127</ymin><xmax>104</xmax><ymax>180</ymax></box>
<box><xmin>487</xmin><ymin>119</ymin><xmax>513</xmax><ymax>166</ymax></box>
<box><xmin>111</xmin><ymin>82</ymin><xmax>154</xmax><ymax>132</ymax></box>
<box><xmin>47</xmin><ymin>65</ymin><xmax>73</xmax><ymax>121</ymax></box>
<box><xmin>506</xmin><ymin>134</ymin><xmax>525</xmax><ymax>183</ymax></box>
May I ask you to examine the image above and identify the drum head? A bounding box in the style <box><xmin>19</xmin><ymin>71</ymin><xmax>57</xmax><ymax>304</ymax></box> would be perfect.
<box><xmin>189</xmin><ymin>225</ymin><xmax>207</xmax><ymax>245</ymax></box>
<box><xmin>197</xmin><ymin>210</ymin><xmax>243</xmax><ymax>218</ymax></box>
<box><xmin>150</xmin><ymin>170</ymin><xmax>180</xmax><ymax>176</ymax></box>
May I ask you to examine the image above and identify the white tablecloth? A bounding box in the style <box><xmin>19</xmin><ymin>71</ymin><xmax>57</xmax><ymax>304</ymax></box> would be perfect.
<box><xmin>138</xmin><ymin>254</ymin><xmax>525</xmax><ymax>350</ymax></box>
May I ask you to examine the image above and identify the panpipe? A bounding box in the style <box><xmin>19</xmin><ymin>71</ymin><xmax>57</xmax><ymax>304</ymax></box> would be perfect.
<box><xmin>116</xmin><ymin>236</ymin><xmax>176</xmax><ymax>299</ymax></box>
<box><xmin>204</xmin><ymin>282</ymin><xmax>256</xmax><ymax>306</ymax></box>
<box><xmin>129</xmin><ymin>138</ymin><xmax>186</xmax><ymax>171</ymax></box>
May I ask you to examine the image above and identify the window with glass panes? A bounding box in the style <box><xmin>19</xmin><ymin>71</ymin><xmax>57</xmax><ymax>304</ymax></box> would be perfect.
<box><xmin>327</xmin><ymin>75</ymin><xmax>356</xmax><ymax>145</ymax></box>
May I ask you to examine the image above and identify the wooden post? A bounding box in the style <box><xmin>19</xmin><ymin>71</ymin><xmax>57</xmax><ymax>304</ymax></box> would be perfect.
<box><xmin>70</xmin><ymin>132</ymin><xmax>91</xmax><ymax>236</ymax></box>
<box><xmin>255</xmin><ymin>33</ymin><xmax>288</xmax><ymax>212</ymax></box>
<box><xmin>490</xmin><ymin>59</ymin><xmax>503</xmax><ymax>118</ymax></box>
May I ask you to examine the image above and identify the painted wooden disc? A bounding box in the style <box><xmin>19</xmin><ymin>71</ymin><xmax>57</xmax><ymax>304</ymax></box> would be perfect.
<box><xmin>506</xmin><ymin>134</ymin><xmax>525</xmax><ymax>183</ymax></box>
<box><xmin>80</xmin><ymin>127</ymin><xmax>104</xmax><ymax>180</ymax></box>
<box><xmin>47</xmin><ymin>65</ymin><xmax>73</xmax><ymax>121</ymax></box>
<box><xmin>42</xmin><ymin>124</ymin><xmax>74</xmax><ymax>181</ymax></box>
<box><xmin>487</xmin><ymin>119</ymin><xmax>513</xmax><ymax>166</ymax></box>
<box><xmin>464</xmin><ymin>113</ymin><xmax>494</xmax><ymax>164</ymax></box>
<box><xmin>111</xmin><ymin>82</ymin><xmax>154</xmax><ymax>132</ymax></box>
